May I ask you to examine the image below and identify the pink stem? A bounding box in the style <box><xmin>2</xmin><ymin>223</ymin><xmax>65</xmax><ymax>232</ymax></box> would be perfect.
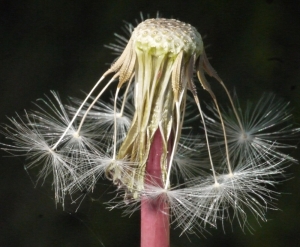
<box><xmin>141</xmin><ymin>129</ymin><xmax>171</xmax><ymax>247</ymax></box>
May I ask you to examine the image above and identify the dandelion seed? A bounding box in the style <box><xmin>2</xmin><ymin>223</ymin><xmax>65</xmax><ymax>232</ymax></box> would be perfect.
<box><xmin>205</xmin><ymin>93</ymin><xmax>300</xmax><ymax>164</ymax></box>
<box><xmin>184</xmin><ymin>157</ymin><xmax>285</xmax><ymax>232</ymax></box>
<box><xmin>67</xmin><ymin>90</ymin><xmax>134</xmax><ymax>143</ymax></box>
<box><xmin>173</xmin><ymin>133</ymin><xmax>209</xmax><ymax>181</ymax></box>
<box><xmin>1</xmin><ymin>112</ymin><xmax>76</xmax><ymax>205</ymax></box>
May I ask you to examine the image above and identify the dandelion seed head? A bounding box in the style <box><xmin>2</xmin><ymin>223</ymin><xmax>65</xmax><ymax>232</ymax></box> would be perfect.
<box><xmin>132</xmin><ymin>18</ymin><xmax>203</xmax><ymax>58</ymax></box>
<box><xmin>1</xmin><ymin>15</ymin><xmax>298</xmax><ymax>238</ymax></box>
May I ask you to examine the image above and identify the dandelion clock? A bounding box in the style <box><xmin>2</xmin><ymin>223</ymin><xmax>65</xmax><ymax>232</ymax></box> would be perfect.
<box><xmin>1</xmin><ymin>16</ymin><xmax>299</xmax><ymax>247</ymax></box>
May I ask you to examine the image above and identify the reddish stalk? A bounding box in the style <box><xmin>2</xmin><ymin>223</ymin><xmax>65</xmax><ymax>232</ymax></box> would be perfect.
<box><xmin>141</xmin><ymin>129</ymin><xmax>171</xmax><ymax>247</ymax></box>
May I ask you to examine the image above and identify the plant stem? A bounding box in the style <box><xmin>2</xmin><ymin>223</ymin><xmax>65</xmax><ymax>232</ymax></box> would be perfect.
<box><xmin>140</xmin><ymin>129</ymin><xmax>170</xmax><ymax>247</ymax></box>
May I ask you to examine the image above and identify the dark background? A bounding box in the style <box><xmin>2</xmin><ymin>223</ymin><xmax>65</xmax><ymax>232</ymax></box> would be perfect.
<box><xmin>1</xmin><ymin>0</ymin><xmax>300</xmax><ymax>246</ymax></box>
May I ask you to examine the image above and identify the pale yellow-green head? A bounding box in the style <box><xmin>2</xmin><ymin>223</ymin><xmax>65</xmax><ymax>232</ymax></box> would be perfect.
<box><xmin>132</xmin><ymin>18</ymin><xmax>203</xmax><ymax>59</ymax></box>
